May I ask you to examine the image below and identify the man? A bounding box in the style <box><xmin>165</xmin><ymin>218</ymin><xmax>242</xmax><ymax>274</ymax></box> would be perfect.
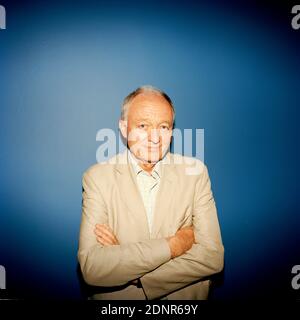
<box><xmin>78</xmin><ymin>85</ymin><xmax>224</xmax><ymax>300</ymax></box>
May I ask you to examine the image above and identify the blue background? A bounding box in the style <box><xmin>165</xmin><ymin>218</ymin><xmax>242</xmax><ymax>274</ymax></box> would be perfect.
<box><xmin>0</xmin><ymin>0</ymin><xmax>299</xmax><ymax>299</ymax></box>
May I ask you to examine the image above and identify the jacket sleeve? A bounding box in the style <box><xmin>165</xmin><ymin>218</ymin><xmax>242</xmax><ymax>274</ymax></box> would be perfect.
<box><xmin>77</xmin><ymin>170</ymin><xmax>171</xmax><ymax>287</ymax></box>
<box><xmin>139</xmin><ymin>165</ymin><xmax>224</xmax><ymax>300</ymax></box>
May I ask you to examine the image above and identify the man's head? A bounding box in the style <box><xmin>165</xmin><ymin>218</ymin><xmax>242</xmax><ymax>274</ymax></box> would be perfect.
<box><xmin>119</xmin><ymin>85</ymin><xmax>175</xmax><ymax>165</ymax></box>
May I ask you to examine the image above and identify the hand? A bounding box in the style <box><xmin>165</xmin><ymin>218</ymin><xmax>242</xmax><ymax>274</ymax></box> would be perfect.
<box><xmin>94</xmin><ymin>224</ymin><xmax>119</xmax><ymax>246</ymax></box>
<box><xmin>166</xmin><ymin>226</ymin><xmax>195</xmax><ymax>258</ymax></box>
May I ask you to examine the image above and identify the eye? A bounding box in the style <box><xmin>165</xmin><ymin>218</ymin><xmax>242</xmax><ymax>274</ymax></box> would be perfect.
<box><xmin>138</xmin><ymin>124</ymin><xmax>147</xmax><ymax>129</ymax></box>
<box><xmin>160</xmin><ymin>125</ymin><xmax>169</xmax><ymax>130</ymax></box>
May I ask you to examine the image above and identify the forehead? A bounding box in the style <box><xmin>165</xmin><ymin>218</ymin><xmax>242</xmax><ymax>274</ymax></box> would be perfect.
<box><xmin>128</xmin><ymin>93</ymin><xmax>173</xmax><ymax>121</ymax></box>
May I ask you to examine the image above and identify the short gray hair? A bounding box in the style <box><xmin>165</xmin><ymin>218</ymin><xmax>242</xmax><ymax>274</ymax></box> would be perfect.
<box><xmin>121</xmin><ymin>85</ymin><xmax>175</xmax><ymax>123</ymax></box>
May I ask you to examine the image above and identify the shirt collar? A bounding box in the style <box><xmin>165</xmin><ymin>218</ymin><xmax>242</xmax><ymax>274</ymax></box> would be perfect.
<box><xmin>127</xmin><ymin>149</ymin><xmax>161</xmax><ymax>178</ymax></box>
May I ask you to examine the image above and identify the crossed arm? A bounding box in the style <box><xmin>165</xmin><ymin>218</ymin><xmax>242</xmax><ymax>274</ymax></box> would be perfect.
<box><xmin>94</xmin><ymin>223</ymin><xmax>195</xmax><ymax>286</ymax></box>
<box><xmin>94</xmin><ymin>224</ymin><xmax>195</xmax><ymax>259</ymax></box>
<box><xmin>78</xmin><ymin>166</ymin><xmax>224</xmax><ymax>299</ymax></box>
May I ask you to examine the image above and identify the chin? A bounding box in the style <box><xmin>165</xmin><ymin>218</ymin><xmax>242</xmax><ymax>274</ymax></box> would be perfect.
<box><xmin>133</xmin><ymin>145</ymin><xmax>169</xmax><ymax>163</ymax></box>
<box><xmin>139</xmin><ymin>152</ymin><xmax>161</xmax><ymax>164</ymax></box>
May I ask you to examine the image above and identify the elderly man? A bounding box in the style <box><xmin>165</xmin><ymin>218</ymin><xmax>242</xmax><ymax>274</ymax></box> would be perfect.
<box><xmin>78</xmin><ymin>85</ymin><xmax>224</xmax><ymax>300</ymax></box>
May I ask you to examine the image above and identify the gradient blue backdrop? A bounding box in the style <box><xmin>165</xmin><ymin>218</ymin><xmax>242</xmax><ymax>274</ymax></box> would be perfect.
<box><xmin>0</xmin><ymin>0</ymin><xmax>299</xmax><ymax>299</ymax></box>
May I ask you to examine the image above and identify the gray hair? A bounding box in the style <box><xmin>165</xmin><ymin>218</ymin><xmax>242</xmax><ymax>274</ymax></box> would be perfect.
<box><xmin>121</xmin><ymin>85</ymin><xmax>175</xmax><ymax>123</ymax></box>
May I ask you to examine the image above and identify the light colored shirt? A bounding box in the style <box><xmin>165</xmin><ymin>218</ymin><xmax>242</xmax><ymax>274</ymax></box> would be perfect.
<box><xmin>127</xmin><ymin>151</ymin><xmax>168</xmax><ymax>300</ymax></box>
<box><xmin>127</xmin><ymin>151</ymin><xmax>161</xmax><ymax>234</ymax></box>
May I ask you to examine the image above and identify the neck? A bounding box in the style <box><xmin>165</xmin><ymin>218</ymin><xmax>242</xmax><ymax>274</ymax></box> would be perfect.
<box><xmin>128</xmin><ymin>150</ymin><xmax>157</xmax><ymax>173</ymax></box>
<box><xmin>138</xmin><ymin>161</ymin><xmax>155</xmax><ymax>173</ymax></box>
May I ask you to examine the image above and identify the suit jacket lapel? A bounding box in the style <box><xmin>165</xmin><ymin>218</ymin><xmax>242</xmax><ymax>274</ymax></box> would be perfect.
<box><xmin>151</xmin><ymin>153</ymin><xmax>178</xmax><ymax>238</ymax></box>
<box><xmin>114</xmin><ymin>150</ymin><xmax>151</xmax><ymax>239</ymax></box>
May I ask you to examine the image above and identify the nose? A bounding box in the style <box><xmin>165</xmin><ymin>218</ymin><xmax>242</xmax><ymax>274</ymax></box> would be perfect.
<box><xmin>148</xmin><ymin>128</ymin><xmax>160</xmax><ymax>144</ymax></box>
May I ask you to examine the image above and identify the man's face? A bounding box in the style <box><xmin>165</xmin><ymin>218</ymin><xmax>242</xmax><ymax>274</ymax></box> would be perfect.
<box><xmin>120</xmin><ymin>93</ymin><xmax>173</xmax><ymax>164</ymax></box>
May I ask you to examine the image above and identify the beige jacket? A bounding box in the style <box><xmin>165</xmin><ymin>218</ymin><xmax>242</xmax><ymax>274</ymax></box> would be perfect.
<box><xmin>78</xmin><ymin>150</ymin><xmax>224</xmax><ymax>300</ymax></box>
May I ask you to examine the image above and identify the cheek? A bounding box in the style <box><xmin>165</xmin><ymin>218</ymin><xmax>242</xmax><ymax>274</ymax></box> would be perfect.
<box><xmin>127</xmin><ymin>128</ymin><xmax>148</xmax><ymax>144</ymax></box>
<box><xmin>161</xmin><ymin>132</ymin><xmax>172</xmax><ymax>144</ymax></box>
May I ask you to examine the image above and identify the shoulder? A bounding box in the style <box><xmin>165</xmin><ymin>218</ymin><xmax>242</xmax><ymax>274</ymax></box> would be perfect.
<box><xmin>82</xmin><ymin>152</ymin><xmax>124</xmax><ymax>181</ymax></box>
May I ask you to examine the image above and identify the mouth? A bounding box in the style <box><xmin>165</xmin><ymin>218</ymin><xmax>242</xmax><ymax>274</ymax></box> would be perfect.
<box><xmin>147</xmin><ymin>146</ymin><xmax>161</xmax><ymax>151</ymax></box>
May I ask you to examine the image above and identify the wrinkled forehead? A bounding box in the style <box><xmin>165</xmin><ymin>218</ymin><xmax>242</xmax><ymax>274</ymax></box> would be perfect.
<box><xmin>128</xmin><ymin>93</ymin><xmax>173</xmax><ymax>122</ymax></box>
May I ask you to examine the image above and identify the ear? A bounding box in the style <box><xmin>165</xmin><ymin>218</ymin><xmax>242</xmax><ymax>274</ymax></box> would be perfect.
<box><xmin>119</xmin><ymin>119</ymin><xmax>128</xmax><ymax>139</ymax></box>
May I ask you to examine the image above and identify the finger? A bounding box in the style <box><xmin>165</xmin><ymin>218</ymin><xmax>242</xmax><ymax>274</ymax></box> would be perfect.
<box><xmin>99</xmin><ymin>232</ymin><xmax>114</xmax><ymax>244</ymax></box>
<box><xmin>96</xmin><ymin>236</ymin><xmax>113</xmax><ymax>246</ymax></box>
<box><xmin>94</xmin><ymin>227</ymin><xmax>107</xmax><ymax>238</ymax></box>
<box><xmin>95</xmin><ymin>224</ymin><xmax>119</xmax><ymax>244</ymax></box>
<box><xmin>100</xmin><ymin>224</ymin><xmax>117</xmax><ymax>238</ymax></box>
<box><xmin>95</xmin><ymin>223</ymin><xmax>111</xmax><ymax>230</ymax></box>
<box><xmin>102</xmin><ymin>224</ymin><xmax>116</xmax><ymax>234</ymax></box>
<box><xmin>98</xmin><ymin>233</ymin><xmax>116</xmax><ymax>245</ymax></box>
<box><xmin>95</xmin><ymin>224</ymin><xmax>112</xmax><ymax>237</ymax></box>
<box><xmin>94</xmin><ymin>227</ymin><xmax>101</xmax><ymax>237</ymax></box>
<box><xmin>96</xmin><ymin>236</ymin><xmax>104</xmax><ymax>244</ymax></box>
<box><xmin>96</xmin><ymin>236</ymin><xmax>111</xmax><ymax>246</ymax></box>
<box><xmin>96</xmin><ymin>224</ymin><xmax>113</xmax><ymax>235</ymax></box>
<box><xmin>95</xmin><ymin>223</ymin><xmax>107</xmax><ymax>231</ymax></box>
<box><xmin>97</xmin><ymin>226</ymin><xmax>119</xmax><ymax>244</ymax></box>
<box><xmin>94</xmin><ymin>228</ymin><xmax>118</xmax><ymax>245</ymax></box>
